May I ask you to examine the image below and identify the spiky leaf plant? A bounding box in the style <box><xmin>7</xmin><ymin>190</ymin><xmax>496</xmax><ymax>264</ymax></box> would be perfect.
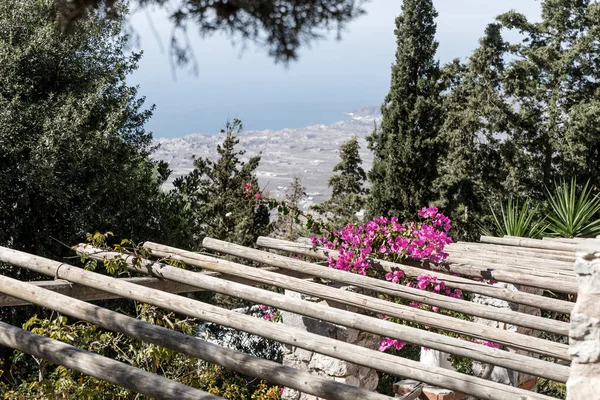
<box><xmin>544</xmin><ymin>179</ymin><xmax>600</xmax><ymax>238</ymax></box>
<box><xmin>482</xmin><ymin>198</ymin><xmax>546</xmax><ymax>239</ymax></box>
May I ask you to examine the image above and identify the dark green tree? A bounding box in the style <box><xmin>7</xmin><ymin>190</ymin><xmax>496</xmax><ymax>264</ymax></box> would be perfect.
<box><xmin>54</xmin><ymin>0</ymin><xmax>367</xmax><ymax>64</ymax></box>
<box><xmin>366</xmin><ymin>0</ymin><xmax>443</xmax><ymax>220</ymax></box>
<box><xmin>0</xmin><ymin>0</ymin><xmax>168</xmax><ymax>262</ymax></box>
<box><xmin>497</xmin><ymin>0</ymin><xmax>600</xmax><ymax>196</ymax></box>
<box><xmin>432</xmin><ymin>24</ymin><xmax>512</xmax><ymax>240</ymax></box>
<box><xmin>313</xmin><ymin>136</ymin><xmax>367</xmax><ymax>227</ymax></box>
<box><xmin>172</xmin><ymin>119</ymin><xmax>271</xmax><ymax>247</ymax></box>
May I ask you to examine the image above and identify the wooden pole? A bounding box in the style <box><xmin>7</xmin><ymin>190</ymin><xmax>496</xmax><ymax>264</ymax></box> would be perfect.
<box><xmin>85</xmin><ymin>247</ymin><xmax>568</xmax><ymax>381</ymax></box>
<box><xmin>441</xmin><ymin>257</ymin><xmax>576</xmax><ymax>278</ymax></box>
<box><xmin>449</xmin><ymin>242</ymin><xmax>575</xmax><ymax>260</ymax></box>
<box><xmin>479</xmin><ymin>236</ymin><xmax>577</xmax><ymax>252</ymax></box>
<box><xmin>541</xmin><ymin>237</ymin><xmax>587</xmax><ymax>244</ymax></box>
<box><xmin>155</xmin><ymin>240</ymin><xmax>569</xmax><ymax>361</ymax></box>
<box><xmin>0</xmin><ymin>268</ymin><xmax>312</xmax><ymax>308</ymax></box>
<box><xmin>0</xmin><ymin>246</ymin><xmax>557</xmax><ymax>400</ymax></box>
<box><xmin>0</xmin><ymin>275</ymin><xmax>389</xmax><ymax>400</ymax></box>
<box><xmin>0</xmin><ymin>321</ymin><xmax>219</xmax><ymax>400</ymax></box>
<box><xmin>0</xmin><ymin>277</ymin><xmax>204</xmax><ymax>307</ymax></box>
<box><xmin>445</xmin><ymin>251</ymin><xmax>574</xmax><ymax>270</ymax></box>
<box><xmin>255</xmin><ymin>237</ymin><xmax>574</xmax><ymax>314</ymax></box>
<box><xmin>446</xmin><ymin>246</ymin><xmax>574</xmax><ymax>267</ymax></box>
<box><xmin>192</xmin><ymin>240</ymin><xmax>569</xmax><ymax>338</ymax></box>
<box><xmin>406</xmin><ymin>259</ymin><xmax>577</xmax><ymax>294</ymax></box>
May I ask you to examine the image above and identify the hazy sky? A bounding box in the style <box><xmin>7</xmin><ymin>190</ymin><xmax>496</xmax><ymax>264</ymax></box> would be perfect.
<box><xmin>128</xmin><ymin>0</ymin><xmax>542</xmax><ymax>139</ymax></box>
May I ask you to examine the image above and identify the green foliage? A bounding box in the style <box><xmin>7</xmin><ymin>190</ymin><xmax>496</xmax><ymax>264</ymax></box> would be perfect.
<box><xmin>54</xmin><ymin>0</ymin><xmax>366</xmax><ymax>64</ymax></box>
<box><xmin>496</xmin><ymin>1</ymin><xmax>600</xmax><ymax>196</ymax></box>
<box><xmin>329</xmin><ymin>137</ymin><xmax>368</xmax><ymax>198</ymax></box>
<box><xmin>544</xmin><ymin>179</ymin><xmax>600</xmax><ymax>238</ymax></box>
<box><xmin>426</xmin><ymin>1</ymin><xmax>600</xmax><ymax>240</ymax></box>
<box><xmin>0</xmin><ymin>0</ymin><xmax>170</xmax><ymax>264</ymax></box>
<box><xmin>312</xmin><ymin>136</ymin><xmax>367</xmax><ymax>227</ymax></box>
<box><xmin>366</xmin><ymin>0</ymin><xmax>443</xmax><ymax>221</ymax></box>
<box><xmin>482</xmin><ymin>199</ymin><xmax>547</xmax><ymax>239</ymax></box>
<box><xmin>0</xmin><ymin>238</ymin><xmax>282</xmax><ymax>399</ymax></box>
<box><xmin>432</xmin><ymin>24</ymin><xmax>510</xmax><ymax>241</ymax></box>
<box><xmin>171</xmin><ymin>119</ymin><xmax>272</xmax><ymax>248</ymax></box>
<box><xmin>1</xmin><ymin>309</ymin><xmax>281</xmax><ymax>400</ymax></box>
<box><xmin>538</xmin><ymin>378</ymin><xmax>567</xmax><ymax>399</ymax></box>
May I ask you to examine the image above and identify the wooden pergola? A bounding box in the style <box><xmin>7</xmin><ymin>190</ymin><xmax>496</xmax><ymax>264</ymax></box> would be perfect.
<box><xmin>0</xmin><ymin>235</ymin><xmax>580</xmax><ymax>400</ymax></box>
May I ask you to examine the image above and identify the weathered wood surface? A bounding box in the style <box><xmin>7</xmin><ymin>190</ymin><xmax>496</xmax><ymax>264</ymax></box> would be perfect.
<box><xmin>480</xmin><ymin>236</ymin><xmax>578</xmax><ymax>252</ymax></box>
<box><xmin>444</xmin><ymin>255</ymin><xmax>575</xmax><ymax>275</ymax></box>
<box><xmin>0</xmin><ymin>275</ymin><xmax>389</xmax><ymax>400</ymax></box>
<box><xmin>446</xmin><ymin>252</ymin><xmax>574</xmax><ymax>271</ymax></box>
<box><xmin>0</xmin><ymin>267</ymin><xmax>312</xmax><ymax>308</ymax></box>
<box><xmin>196</xmin><ymin>241</ymin><xmax>570</xmax><ymax>359</ymax></box>
<box><xmin>0</xmin><ymin>277</ymin><xmax>204</xmax><ymax>307</ymax></box>
<box><xmin>422</xmin><ymin>259</ymin><xmax>579</xmax><ymax>293</ymax></box>
<box><xmin>445</xmin><ymin>246</ymin><xmax>575</xmax><ymax>269</ymax></box>
<box><xmin>198</xmin><ymin>239</ymin><xmax>569</xmax><ymax>338</ymax></box>
<box><xmin>0</xmin><ymin>321</ymin><xmax>219</xmax><ymax>400</ymax></box>
<box><xmin>442</xmin><ymin>265</ymin><xmax>576</xmax><ymax>292</ymax></box>
<box><xmin>541</xmin><ymin>237</ymin><xmax>586</xmax><ymax>244</ymax></box>
<box><xmin>91</xmin><ymin>244</ymin><xmax>569</xmax><ymax>381</ymax></box>
<box><xmin>448</xmin><ymin>242</ymin><xmax>575</xmax><ymax>262</ymax></box>
<box><xmin>255</xmin><ymin>237</ymin><xmax>574</xmax><ymax>314</ymax></box>
<box><xmin>0</xmin><ymin>246</ymin><xmax>557</xmax><ymax>400</ymax></box>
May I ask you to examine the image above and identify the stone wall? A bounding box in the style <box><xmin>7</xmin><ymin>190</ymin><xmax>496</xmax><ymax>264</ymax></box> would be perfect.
<box><xmin>471</xmin><ymin>283</ymin><xmax>543</xmax><ymax>388</ymax></box>
<box><xmin>567</xmin><ymin>240</ymin><xmax>600</xmax><ymax>399</ymax></box>
<box><xmin>280</xmin><ymin>288</ymin><xmax>380</xmax><ymax>400</ymax></box>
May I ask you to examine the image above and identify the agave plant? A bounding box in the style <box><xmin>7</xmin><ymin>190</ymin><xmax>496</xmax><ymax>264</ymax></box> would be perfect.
<box><xmin>482</xmin><ymin>198</ymin><xmax>547</xmax><ymax>239</ymax></box>
<box><xmin>544</xmin><ymin>179</ymin><xmax>600</xmax><ymax>238</ymax></box>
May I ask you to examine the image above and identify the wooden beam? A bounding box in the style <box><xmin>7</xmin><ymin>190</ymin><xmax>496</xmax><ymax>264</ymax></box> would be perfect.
<box><xmin>0</xmin><ymin>277</ymin><xmax>203</xmax><ymax>307</ymax></box>
<box><xmin>447</xmin><ymin>243</ymin><xmax>575</xmax><ymax>262</ymax></box>
<box><xmin>420</xmin><ymin>259</ymin><xmax>578</xmax><ymax>293</ymax></box>
<box><xmin>0</xmin><ymin>266</ymin><xmax>312</xmax><ymax>308</ymax></box>
<box><xmin>196</xmin><ymin>239</ymin><xmax>569</xmax><ymax>337</ymax></box>
<box><xmin>480</xmin><ymin>236</ymin><xmax>577</xmax><ymax>252</ymax></box>
<box><xmin>541</xmin><ymin>237</ymin><xmax>587</xmax><ymax>244</ymax></box>
<box><xmin>446</xmin><ymin>253</ymin><xmax>574</xmax><ymax>272</ymax></box>
<box><xmin>0</xmin><ymin>246</ymin><xmax>558</xmax><ymax>400</ymax></box>
<box><xmin>255</xmin><ymin>237</ymin><xmax>574</xmax><ymax>314</ymax></box>
<box><xmin>87</xmin><ymin>244</ymin><xmax>570</xmax><ymax>382</ymax></box>
<box><xmin>0</xmin><ymin>275</ymin><xmax>389</xmax><ymax>400</ymax></box>
<box><xmin>0</xmin><ymin>321</ymin><xmax>219</xmax><ymax>400</ymax></box>
<box><xmin>446</xmin><ymin>248</ymin><xmax>574</xmax><ymax>270</ymax></box>
<box><xmin>161</xmin><ymin>240</ymin><xmax>569</xmax><ymax>363</ymax></box>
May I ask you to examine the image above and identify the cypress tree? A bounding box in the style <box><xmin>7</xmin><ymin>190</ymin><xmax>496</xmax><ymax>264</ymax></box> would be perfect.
<box><xmin>172</xmin><ymin>119</ymin><xmax>271</xmax><ymax>247</ymax></box>
<box><xmin>433</xmin><ymin>24</ymin><xmax>511</xmax><ymax>240</ymax></box>
<box><xmin>366</xmin><ymin>0</ymin><xmax>443</xmax><ymax>220</ymax></box>
<box><xmin>312</xmin><ymin>136</ymin><xmax>367</xmax><ymax>227</ymax></box>
<box><xmin>498</xmin><ymin>0</ymin><xmax>600</xmax><ymax>196</ymax></box>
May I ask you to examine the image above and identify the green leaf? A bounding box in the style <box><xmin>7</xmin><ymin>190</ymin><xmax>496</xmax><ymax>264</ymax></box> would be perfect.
<box><xmin>545</xmin><ymin>178</ymin><xmax>600</xmax><ymax>238</ymax></box>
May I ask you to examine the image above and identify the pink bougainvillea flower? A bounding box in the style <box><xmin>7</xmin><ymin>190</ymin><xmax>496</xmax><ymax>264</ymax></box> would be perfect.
<box><xmin>379</xmin><ymin>337</ymin><xmax>406</xmax><ymax>352</ymax></box>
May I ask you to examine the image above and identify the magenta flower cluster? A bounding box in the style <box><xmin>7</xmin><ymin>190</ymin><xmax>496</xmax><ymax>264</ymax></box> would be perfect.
<box><xmin>379</xmin><ymin>337</ymin><xmax>407</xmax><ymax>352</ymax></box>
<box><xmin>311</xmin><ymin>207</ymin><xmax>453</xmax><ymax>276</ymax></box>
<box><xmin>259</xmin><ymin>304</ymin><xmax>278</xmax><ymax>321</ymax></box>
<box><xmin>404</xmin><ymin>274</ymin><xmax>463</xmax><ymax>311</ymax></box>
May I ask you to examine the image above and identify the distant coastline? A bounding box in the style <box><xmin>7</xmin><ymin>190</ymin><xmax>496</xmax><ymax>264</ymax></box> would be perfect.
<box><xmin>152</xmin><ymin>106</ymin><xmax>381</xmax><ymax>206</ymax></box>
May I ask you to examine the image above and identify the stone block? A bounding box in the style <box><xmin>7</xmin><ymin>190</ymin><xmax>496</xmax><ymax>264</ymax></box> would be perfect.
<box><xmin>570</xmin><ymin>313</ymin><xmax>600</xmax><ymax>363</ymax></box>
<box><xmin>280</xmin><ymin>286</ymin><xmax>380</xmax><ymax>399</ymax></box>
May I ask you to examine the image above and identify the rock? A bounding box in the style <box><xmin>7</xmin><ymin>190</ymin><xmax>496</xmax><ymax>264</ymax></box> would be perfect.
<box><xmin>280</xmin><ymin>286</ymin><xmax>380</xmax><ymax>399</ymax></box>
